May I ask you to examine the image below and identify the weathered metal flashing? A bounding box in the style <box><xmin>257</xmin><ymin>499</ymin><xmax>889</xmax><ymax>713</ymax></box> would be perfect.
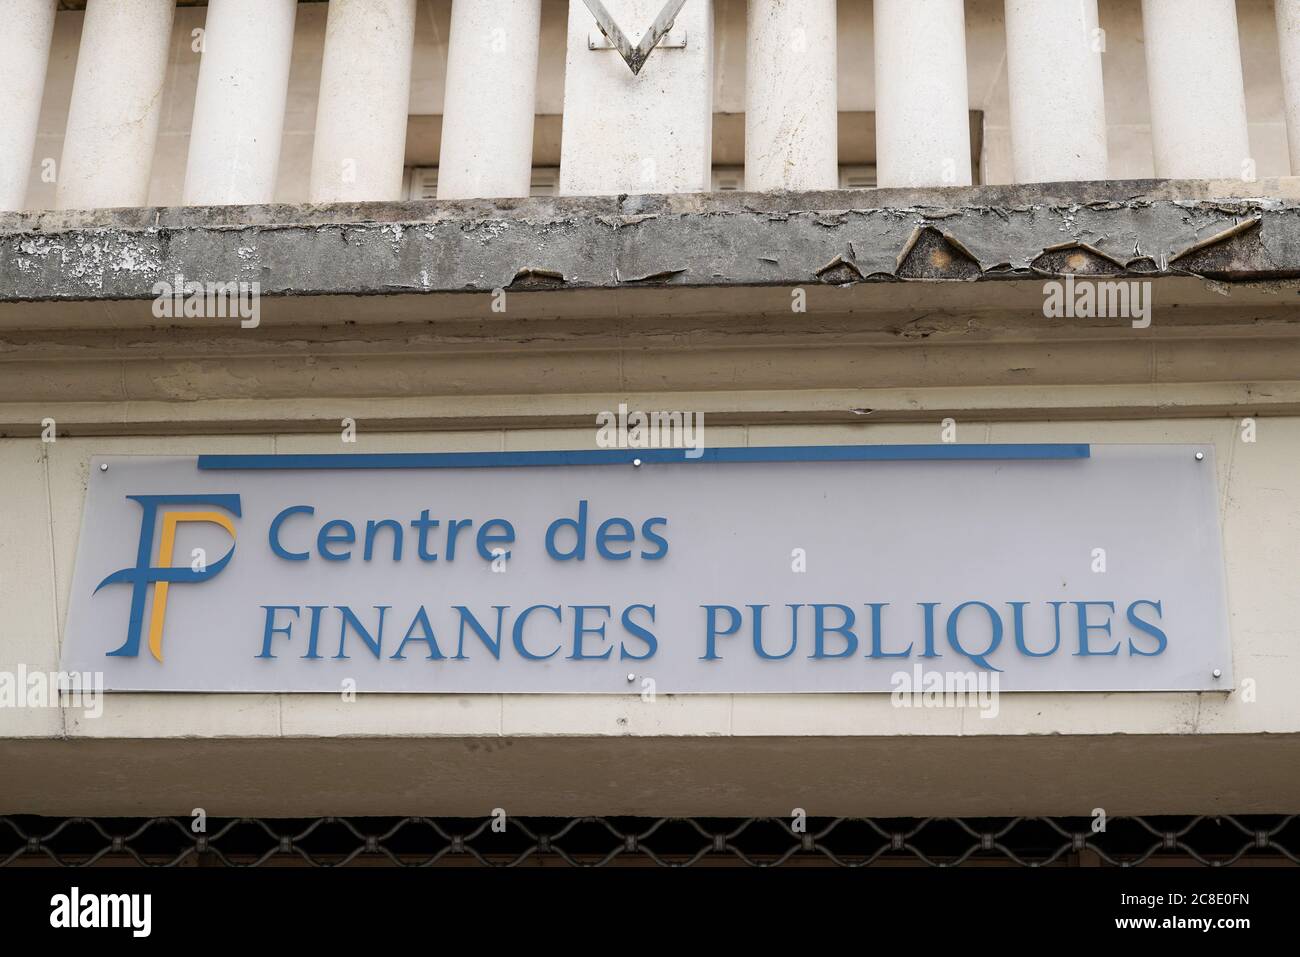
<box><xmin>2</xmin><ymin>180</ymin><xmax>1300</xmax><ymax>304</ymax></box>
<box><xmin>1030</xmin><ymin>241</ymin><xmax>1130</xmax><ymax>276</ymax></box>
<box><xmin>895</xmin><ymin>226</ymin><xmax>984</xmax><ymax>281</ymax></box>
<box><xmin>1168</xmin><ymin>215</ymin><xmax>1267</xmax><ymax>278</ymax></box>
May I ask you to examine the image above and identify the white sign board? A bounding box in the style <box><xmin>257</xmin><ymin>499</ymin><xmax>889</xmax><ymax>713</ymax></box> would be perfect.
<box><xmin>60</xmin><ymin>445</ymin><xmax>1232</xmax><ymax>693</ymax></box>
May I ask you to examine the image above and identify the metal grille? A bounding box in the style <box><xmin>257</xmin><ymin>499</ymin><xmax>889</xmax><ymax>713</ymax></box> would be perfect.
<box><xmin>3</xmin><ymin>815</ymin><xmax>1298</xmax><ymax>867</ymax></box>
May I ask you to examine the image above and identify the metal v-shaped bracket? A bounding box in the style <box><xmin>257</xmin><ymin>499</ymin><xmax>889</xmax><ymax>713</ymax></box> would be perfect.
<box><xmin>582</xmin><ymin>0</ymin><xmax>689</xmax><ymax>75</ymax></box>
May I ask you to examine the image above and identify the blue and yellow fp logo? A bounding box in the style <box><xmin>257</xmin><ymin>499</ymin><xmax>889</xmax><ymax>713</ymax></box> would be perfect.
<box><xmin>95</xmin><ymin>494</ymin><xmax>241</xmax><ymax>661</ymax></box>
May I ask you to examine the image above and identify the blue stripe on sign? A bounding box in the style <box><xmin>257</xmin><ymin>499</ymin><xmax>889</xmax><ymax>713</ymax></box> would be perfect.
<box><xmin>197</xmin><ymin>445</ymin><xmax>1091</xmax><ymax>471</ymax></box>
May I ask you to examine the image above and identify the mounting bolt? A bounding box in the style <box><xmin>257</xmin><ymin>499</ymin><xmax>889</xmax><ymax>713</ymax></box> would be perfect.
<box><xmin>99</xmin><ymin>463</ymin><xmax>108</xmax><ymax>472</ymax></box>
<box><xmin>632</xmin><ymin>458</ymin><xmax>642</xmax><ymax>467</ymax></box>
<box><xmin>626</xmin><ymin>673</ymin><xmax>636</xmax><ymax>682</ymax></box>
<box><xmin>1213</xmin><ymin>669</ymin><xmax>1222</xmax><ymax>678</ymax></box>
<box><xmin>1195</xmin><ymin>451</ymin><xmax>1205</xmax><ymax>461</ymax></box>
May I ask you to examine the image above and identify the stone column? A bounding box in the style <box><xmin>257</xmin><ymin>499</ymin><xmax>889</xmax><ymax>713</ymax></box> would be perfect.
<box><xmin>559</xmin><ymin>0</ymin><xmax>714</xmax><ymax>196</ymax></box>
<box><xmin>1276</xmin><ymin>0</ymin><xmax>1300</xmax><ymax>174</ymax></box>
<box><xmin>438</xmin><ymin>0</ymin><xmax>542</xmax><ymax>200</ymax></box>
<box><xmin>0</xmin><ymin>0</ymin><xmax>57</xmax><ymax>212</ymax></box>
<box><xmin>1141</xmin><ymin>0</ymin><xmax>1251</xmax><ymax>180</ymax></box>
<box><xmin>57</xmin><ymin>0</ymin><xmax>176</xmax><ymax>209</ymax></box>
<box><xmin>874</xmin><ymin>0</ymin><xmax>972</xmax><ymax>188</ymax></box>
<box><xmin>309</xmin><ymin>0</ymin><xmax>417</xmax><ymax>203</ymax></box>
<box><xmin>183</xmin><ymin>0</ymin><xmax>298</xmax><ymax>206</ymax></box>
<box><xmin>745</xmin><ymin>0</ymin><xmax>838</xmax><ymax>191</ymax></box>
<box><xmin>1004</xmin><ymin>0</ymin><xmax>1108</xmax><ymax>183</ymax></box>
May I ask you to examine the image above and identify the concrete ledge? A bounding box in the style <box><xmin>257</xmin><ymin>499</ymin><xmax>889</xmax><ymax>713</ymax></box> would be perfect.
<box><xmin>4</xmin><ymin>180</ymin><xmax>1300</xmax><ymax>304</ymax></box>
<box><xmin>4</xmin><ymin>734</ymin><xmax>1298</xmax><ymax>816</ymax></box>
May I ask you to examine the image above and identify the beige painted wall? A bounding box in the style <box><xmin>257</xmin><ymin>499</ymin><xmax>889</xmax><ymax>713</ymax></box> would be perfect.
<box><xmin>17</xmin><ymin>0</ymin><xmax>1298</xmax><ymax>209</ymax></box>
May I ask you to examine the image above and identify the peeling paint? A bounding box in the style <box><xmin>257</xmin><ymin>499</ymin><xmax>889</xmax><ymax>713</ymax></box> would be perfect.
<box><xmin>2</xmin><ymin>182</ymin><xmax>1300</xmax><ymax>303</ymax></box>
<box><xmin>1171</xmin><ymin>216</ymin><xmax>1263</xmax><ymax>262</ymax></box>
<box><xmin>617</xmin><ymin>267</ymin><xmax>687</xmax><ymax>284</ymax></box>
<box><xmin>815</xmin><ymin>254</ymin><xmax>863</xmax><ymax>285</ymax></box>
